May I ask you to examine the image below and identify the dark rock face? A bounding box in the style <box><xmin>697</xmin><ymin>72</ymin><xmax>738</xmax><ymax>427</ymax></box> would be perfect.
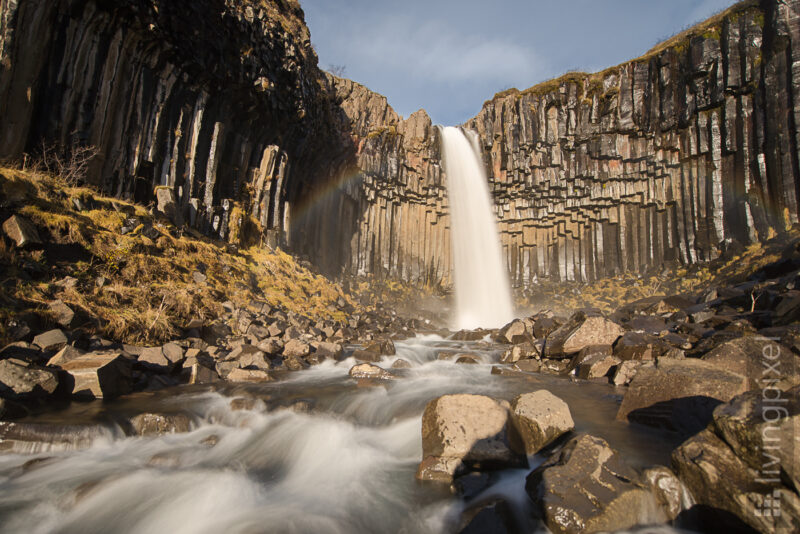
<box><xmin>299</xmin><ymin>1</ymin><xmax>800</xmax><ymax>287</ymax></box>
<box><xmin>0</xmin><ymin>0</ymin><xmax>353</xmax><ymax>250</ymax></box>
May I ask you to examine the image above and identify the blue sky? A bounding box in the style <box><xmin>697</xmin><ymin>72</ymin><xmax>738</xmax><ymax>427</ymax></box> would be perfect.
<box><xmin>302</xmin><ymin>0</ymin><xmax>738</xmax><ymax>126</ymax></box>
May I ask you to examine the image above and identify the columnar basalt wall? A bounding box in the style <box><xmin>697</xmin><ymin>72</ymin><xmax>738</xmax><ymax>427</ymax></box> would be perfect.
<box><xmin>0</xmin><ymin>0</ymin><xmax>353</xmax><ymax>246</ymax></box>
<box><xmin>309</xmin><ymin>0</ymin><xmax>800</xmax><ymax>287</ymax></box>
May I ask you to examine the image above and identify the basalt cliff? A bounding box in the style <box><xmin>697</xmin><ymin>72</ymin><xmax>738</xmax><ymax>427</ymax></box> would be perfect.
<box><xmin>2</xmin><ymin>0</ymin><xmax>800</xmax><ymax>291</ymax></box>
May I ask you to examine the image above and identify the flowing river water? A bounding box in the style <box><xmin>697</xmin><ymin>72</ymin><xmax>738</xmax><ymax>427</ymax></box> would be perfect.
<box><xmin>0</xmin><ymin>335</ymin><xmax>687</xmax><ymax>534</ymax></box>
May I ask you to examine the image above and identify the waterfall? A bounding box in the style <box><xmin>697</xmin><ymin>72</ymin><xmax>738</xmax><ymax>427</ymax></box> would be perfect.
<box><xmin>440</xmin><ymin>126</ymin><xmax>514</xmax><ymax>330</ymax></box>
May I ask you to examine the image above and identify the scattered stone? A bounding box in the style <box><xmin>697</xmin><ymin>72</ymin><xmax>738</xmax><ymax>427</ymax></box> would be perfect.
<box><xmin>191</xmin><ymin>271</ymin><xmax>207</xmax><ymax>284</ymax></box>
<box><xmin>509</xmin><ymin>390</ymin><xmax>574</xmax><ymax>455</ymax></box>
<box><xmin>611</xmin><ymin>360</ymin><xmax>641</xmax><ymax>386</ymax></box>
<box><xmin>181</xmin><ymin>361</ymin><xmax>219</xmax><ymax>385</ymax></box>
<box><xmin>348</xmin><ymin>363</ymin><xmax>393</xmax><ymax>380</ymax></box>
<box><xmin>500</xmin><ymin>342</ymin><xmax>538</xmax><ymax>363</ymax></box>
<box><xmin>533</xmin><ymin>315</ymin><xmax>561</xmax><ymax>339</ymax></box>
<box><xmin>59</xmin><ymin>352</ymin><xmax>133</xmax><ymax>399</ymax></box>
<box><xmin>495</xmin><ymin>319</ymin><xmax>532</xmax><ymax>344</ymax></box>
<box><xmin>282</xmin><ymin>339</ymin><xmax>311</xmax><ymax>358</ymax></box>
<box><xmin>544</xmin><ymin>311</ymin><xmax>624</xmax><ymax>358</ymax></box>
<box><xmin>616</xmin><ymin>359</ymin><xmax>748</xmax><ymax>435</ymax></box>
<box><xmin>48</xmin><ymin>300</ymin><xmax>75</xmax><ymax>328</ymax></box>
<box><xmin>626</xmin><ymin>315</ymin><xmax>669</xmax><ymax>335</ymax></box>
<box><xmin>32</xmin><ymin>329</ymin><xmax>68</xmax><ymax>352</ymax></box>
<box><xmin>129</xmin><ymin>413</ymin><xmax>191</xmax><ymax>436</ymax></box>
<box><xmin>575</xmin><ymin>353</ymin><xmax>620</xmax><ymax>380</ymax></box>
<box><xmin>451</xmin><ymin>329</ymin><xmax>489</xmax><ymax>341</ymax></box>
<box><xmin>525</xmin><ymin>434</ymin><xmax>652</xmax><ymax>534</ymax></box>
<box><xmin>0</xmin><ymin>359</ymin><xmax>59</xmax><ymax>400</ymax></box>
<box><xmin>456</xmin><ymin>355</ymin><xmax>480</xmax><ymax>364</ymax></box>
<box><xmin>2</xmin><ymin>215</ymin><xmax>41</xmax><ymax>247</ymax></box>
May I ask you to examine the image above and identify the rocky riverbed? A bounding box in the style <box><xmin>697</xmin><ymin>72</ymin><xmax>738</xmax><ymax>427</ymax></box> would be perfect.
<box><xmin>2</xmin><ymin>244</ymin><xmax>800</xmax><ymax>532</ymax></box>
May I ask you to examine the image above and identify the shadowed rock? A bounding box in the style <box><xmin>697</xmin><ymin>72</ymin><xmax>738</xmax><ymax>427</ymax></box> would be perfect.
<box><xmin>509</xmin><ymin>390</ymin><xmax>574</xmax><ymax>455</ymax></box>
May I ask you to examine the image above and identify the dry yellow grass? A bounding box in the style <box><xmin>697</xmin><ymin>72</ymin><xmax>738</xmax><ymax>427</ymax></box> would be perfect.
<box><xmin>0</xmin><ymin>166</ymin><xmax>356</xmax><ymax>346</ymax></box>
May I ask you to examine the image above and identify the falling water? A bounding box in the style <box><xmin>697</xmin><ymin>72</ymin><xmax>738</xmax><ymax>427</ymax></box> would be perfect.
<box><xmin>440</xmin><ymin>126</ymin><xmax>514</xmax><ymax>330</ymax></box>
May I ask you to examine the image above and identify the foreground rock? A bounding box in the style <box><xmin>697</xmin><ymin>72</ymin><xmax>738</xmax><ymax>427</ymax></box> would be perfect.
<box><xmin>526</xmin><ymin>434</ymin><xmax>656</xmax><ymax>534</ymax></box>
<box><xmin>417</xmin><ymin>394</ymin><xmax>524</xmax><ymax>483</ymax></box>
<box><xmin>672</xmin><ymin>387</ymin><xmax>800</xmax><ymax>532</ymax></box>
<box><xmin>0</xmin><ymin>421</ymin><xmax>110</xmax><ymax>453</ymax></box>
<box><xmin>702</xmin><ymin>335</ymin><xmax>800</xmax><ymax>390</ymax></box>
<box><xmin>509</xmin><ymin>391</ymin><xmax>573</xmax><ymax>455</ymax></box>
<box><xmin>544</xmin><ymin>311</ymin><xmax>624</xmax><ymax>358</ymax></box>
<box><xmin>616</xmin><ymin>359</ymin><xmax>748</xmax><ymax>436</ymax></box>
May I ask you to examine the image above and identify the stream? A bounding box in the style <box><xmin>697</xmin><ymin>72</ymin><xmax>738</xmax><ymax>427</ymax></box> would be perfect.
<box><xmin>0</xmin><ymin>335</ymin><xmax>687</xmax><ymax>534</ymax></box>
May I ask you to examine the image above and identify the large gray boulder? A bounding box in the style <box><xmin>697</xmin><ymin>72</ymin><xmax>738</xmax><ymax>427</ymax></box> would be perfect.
<box><xmin>525</xmin><ymin>434</ymin><xmax>655</xmax><ymax>534</ymax></box>
<box><xmin>0</xmin><ymin>358</ymin><xmax>59</xmax><ymax>400</ymax></box>
<box><xmin>509</xmin><ymin>390</ymin><xmax>574</xmax><ymax>455</ymax></box>
<box><xmin>616</xmin><ymin>359</ymin><xmax>748</xmax><ymax>436</ymax></box>
<box><xmin>416</xmin><ymin>394</ymin><xmax>524</xmax><ymax>483</ymax></box>
<box><xmin>545</xmin><ymin>311</ymin><xmax>624</xmax><ymax>358</ymax></box>
<box><xmin>702</xmin><ymin>335</ymin><xmax>800</xmax><ymax>390</ymax></box>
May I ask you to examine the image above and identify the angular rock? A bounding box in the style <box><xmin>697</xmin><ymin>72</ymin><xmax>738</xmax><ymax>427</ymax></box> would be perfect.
<box><xmin>576</xmin><ymin>353</ymin><xmax>620</xmax><ymax>380</ymax></box>
<box><xmin>181</xmin><ymin>361</ymin><xmax>219</xmax><ymax>385</ymax></box>
<box><xmin>533</xmin><ymin>315</ymin><xmax>561</xmax><ymax>339</ymax></box>
<box><xmin>351</xmin><ymin>349</ymin><xmax>381</xmax><ymax>362</ymax></box>
<box><xmin>48</xmin><ymin>300</ymin><xmax>75</xmax><ymax>328</ymax></box>
<box><xmin>60</xmin><ymin>352</ymin><xmax>133</xmax><ymax>399</ymax></box>
<box><xmin>311</xmin><ymin>341</ymin><xmax>343</xmax><ymax>360</ymax></box>
<box><xmin>2</xmin><ymin>215</ymin><xmax>41</xmax><ymax>247</ymax></box>
<box><xmin>616</xmin><ymin>359</ymin><xmax>748</xmax><ymax>435</ymax></box>
<box><xmin>495</xmin><ymin>319</ymin><xmax>532</xmax><ymax>344</ymax></box>
<box><xmin>0</xmin><ymin>358</ymin><xmax>59</xmax><ymax>400</ymax></box>
<box><xmin>513</xmin><ymin>359</ymin><xmax>542</xmax><ymax>373</ymax></box>
<box><xmin>642</xmin><ymin>466</ymin><xmax>688</xmax><ymax>521</ymax></box>
<box><xmin>500</xmin><ymin>342</ymin><xmax>539</xmax><ymax>363</ymax></box>
<box><xmin>282</xmin><ymin>339</ymin><xmax>311</xmax><ymax>358</ymax></box>
<box><xmin>611</xmin><ymin>360</ymin><xmax>641</xmax><ymax>386</ymax></box>
<box><xmin>32</xmin><ymin>329</ymin><xmax>68</xmax><ymax>352</ymax></box>
<box><xmin>47</xmin><ymin>345</ymin><xmax>86</xmax><ymax>367</ymax></box>
<box><xmin>456</xmin><ymin>355</ymin><xmax>480</xmax><ymax>364</ymax></box>
<box><xmin>525</xmin><ymin>434</ymin><xmax>652</xmax><ymax>534</ymax></box>
<box><xmin>509</xmin><ymin>390</ymin><xmax>574</xmax><ymax>455</ymax></box>
<box><xmin>545</xmin><ymin>311</ymin><xmax>624</xmax><ymax>358</ymax></box>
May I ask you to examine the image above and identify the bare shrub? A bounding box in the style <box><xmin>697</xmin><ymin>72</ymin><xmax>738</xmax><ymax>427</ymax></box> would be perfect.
<box><xmin>35</xmin><ymin>141</ymin><xmax>99</xmax><ymax>186</ymax></box>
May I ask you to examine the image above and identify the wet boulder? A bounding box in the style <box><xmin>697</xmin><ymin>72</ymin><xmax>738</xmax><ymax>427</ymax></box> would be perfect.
<box><xmin>59</xmin><ymin>351</ymin><xmax>133</xmax><ymax>399</ymax></box>
<box><xmin>310</xmin><ymin>341</ymin><xmax>343</xmax><ymax>361</ymax></box>
<box><xmin>544</xmin><ymin>311</ymin><xmax>624</xmax><ymax>358</ymax></box>
<box><xmin>458</xmin><ymin>498</ymin><xmax>518</xmax><ymax>534</ymax></box>
<box><xmin>416</xmin><ymin>394</ymin><xmax>524</xmax><ymax>484</ymax></box>
<box><xmin>391</xmin><ymin>358</ymin><xmax>412</xmax><ymax>369</ymax></box>
<box><xmin>455</xmin><ymin>354</ymin><xmax>480</xmax><ymax>364</ymax></box>
<box><xmin>351</xmin><ymin>348</ymin><xmax>382</xmax><ymax>362</ymax></box>
<box><xmin>0</xmin><ymin>421</ymin><xmax>109</xmax><ymax>453</ymax></box>
<box><xmin>525</xmin><ymin>434</ymin><xmax>654</xmax><ymax>534</ymax></box>
<box><xmin>129</xmin><ymin>412</ymin><xmax>191</xmax><ymax>436</ymax></box>
<box><xmin>643</xmin><ymin>466</ymin><xmax>687</xmax><ymax>521</ymax></box>
<box><xmin>616</xmin><ymin>359</ymin><xmax>748</xmax><ymax>436</ymax></box>
<box><xmin>509</xmin><ymin>390</ymin><xmax>574</xmax><ymax>455</ymax></box>
<box><xmin>0</xmin><ymin>358</ymin><xmax>59</xmax><ymax>400</ymax></box>
<box><xmin>348</xmin><ymin>363</ymin><xmax>393</xmax><ymax>380</ymax></box>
